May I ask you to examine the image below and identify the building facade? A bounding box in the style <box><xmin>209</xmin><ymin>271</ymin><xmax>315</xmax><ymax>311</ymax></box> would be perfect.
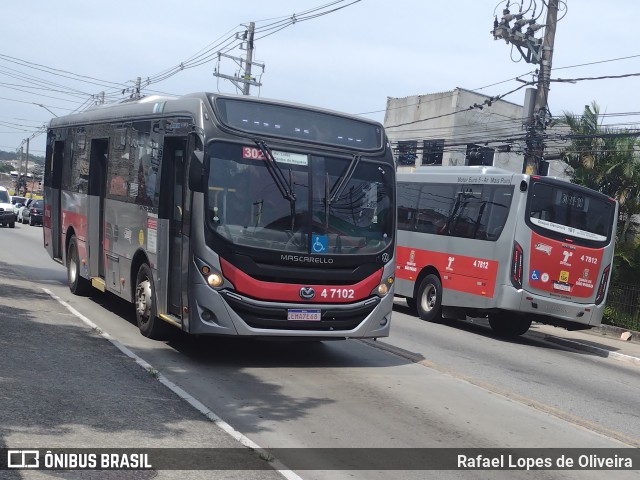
<box><xmin>384</xmin><ymin>87</ymin><xmax>565</xmax><ymax>176</ymax></box>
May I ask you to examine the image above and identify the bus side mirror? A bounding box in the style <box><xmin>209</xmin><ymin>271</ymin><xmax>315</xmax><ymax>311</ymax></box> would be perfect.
<box><xmin>189</xmin><ymin>151</ymin><xmax>205</xmax><ymax>192</ymax></box>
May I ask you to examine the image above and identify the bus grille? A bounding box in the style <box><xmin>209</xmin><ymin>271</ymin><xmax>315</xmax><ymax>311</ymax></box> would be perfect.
<box><xmin>221</xmin><ymin>291</ymin><xmax>379</xmax><ymax>331</ymax></box>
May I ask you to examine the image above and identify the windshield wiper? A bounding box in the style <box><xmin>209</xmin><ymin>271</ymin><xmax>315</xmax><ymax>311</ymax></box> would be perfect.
<box><xmin>329</xmin><ymin>153</ymin><xmax>361</xmax><ymax>204</ymax></box>
<box><xmin>254</xmin><ymin>139</ymin><xmax>296</xmax><ymax>231</ymax></box>
<box><xmin>325</xmin><ymin>154</ymin><xmax>362</xmax><ymax>227</ymax></box>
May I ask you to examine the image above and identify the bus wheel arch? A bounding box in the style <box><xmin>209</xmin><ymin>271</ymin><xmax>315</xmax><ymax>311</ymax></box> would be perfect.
<box><xmin>132</xmin><ymin>253</ymin><xmax>171</xmax><ymax>339</ymax></box>
<box><xmin>414</xmin><ymin>267</ymin><xmax>443</xmax><ymax>322</ymax></box>
<box><xmin>130</xmin><ymin>250</ymin><xmax>150</xmax><ymax>300</ymax></box>
<box><xmin>66</xmin><ymin>230</ymin><xmax>90</xmax><ymax>295</ymax></box>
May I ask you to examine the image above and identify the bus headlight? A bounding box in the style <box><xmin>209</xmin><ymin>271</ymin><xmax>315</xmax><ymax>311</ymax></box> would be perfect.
<box><xmin>199</xmin><ymin>263</ymin><xmax>224</xmax><ymax>288</ymax></box>
<box><xmin>374</xmin><ymin>276</ymin><xmax>394</xmax><ymax>297</ymax></box>
<box><xmin>207</xmin><ymin>272</ymin><xmax>224</xmax><ymax>288</ymax></box>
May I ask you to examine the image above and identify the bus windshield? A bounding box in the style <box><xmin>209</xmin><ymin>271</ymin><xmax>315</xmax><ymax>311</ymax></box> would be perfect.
<box><xmin>527</xmin><ymin>180</ymin><xmax>615</xmax><ymax>245</ymax></box>
<box><xmin>207</xmin><ymin>142</ymin><xmax>394</xmax><ymax>255</ymax></box>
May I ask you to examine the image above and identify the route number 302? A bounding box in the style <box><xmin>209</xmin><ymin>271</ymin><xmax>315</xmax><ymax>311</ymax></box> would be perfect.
<box><xmin>321</xmin><ymin>288</ymin><xmax>355</xmax><ymax>299</ymax></box>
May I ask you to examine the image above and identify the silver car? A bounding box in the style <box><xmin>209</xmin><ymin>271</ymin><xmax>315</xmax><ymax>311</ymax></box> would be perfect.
<box><xmin>0</xmin><ymin>187</ymin><xmax>16</xmax><ymax>228</ymax></box>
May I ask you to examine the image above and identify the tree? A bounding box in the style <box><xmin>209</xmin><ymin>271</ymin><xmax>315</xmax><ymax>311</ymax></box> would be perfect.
<box><xmin>558</xmin><ymin>101</ymin><xmax>640</xmax><ymax>281</ymax></box>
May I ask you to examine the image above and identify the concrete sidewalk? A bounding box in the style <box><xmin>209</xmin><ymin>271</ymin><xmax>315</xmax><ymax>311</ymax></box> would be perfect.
<box><xmin>0</xmin><ymin>271</ymin><xmax>287</xmax><ymax>479</ymax></box>
<box><xmin>529</xmin><ymin>322</ymin><xmax>640</xmax><ymax>368</ymax></box>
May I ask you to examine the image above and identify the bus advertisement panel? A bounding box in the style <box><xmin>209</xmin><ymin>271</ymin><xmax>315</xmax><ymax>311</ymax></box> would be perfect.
<box><xmin>395</xmin><ymin>166</ymin><xmax>617</xmax><ymax>336</ymax></box>
<box><xmin>43</xmin><ymin>93</ymin><xmax>396</xmax><ymax>340</ymax></box>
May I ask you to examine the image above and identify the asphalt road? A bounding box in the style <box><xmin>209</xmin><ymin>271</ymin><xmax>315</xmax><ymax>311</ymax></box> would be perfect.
<box><xmin>0</xmin><ymin>223</ymin><xmax>638</xmax><ymax>480</ymax></box>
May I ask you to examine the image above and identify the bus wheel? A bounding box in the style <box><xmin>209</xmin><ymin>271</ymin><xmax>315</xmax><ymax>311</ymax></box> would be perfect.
<box><xmin>488</xmin><ymin>312</ymin><xmax>532</xmax><ymax>336</ymax></box>
<box><xmin>405</xmin><ymin>297</ymin><xmax>417</xmax><ymax>313</ymax></box>
<box><xmin>67</xmin><ymin>236</ymin><xmax>91</xmax><ymax>295</ymax></box>
<box><xmin>135</xmin><ymin>263</ymin><xmax>171</xmax><ymax>339</ymax></box>
<box><xmin>416</xmin><ymin>274</ymin><xmax>442</xmax><ymax>322</ymax></box>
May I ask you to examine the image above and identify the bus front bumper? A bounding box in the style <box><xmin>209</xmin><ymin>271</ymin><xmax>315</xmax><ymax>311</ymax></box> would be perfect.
<box><xmin>187</xmin><ymin>284</ymin><xmax>393</xmax><ymax>338</ymax></box>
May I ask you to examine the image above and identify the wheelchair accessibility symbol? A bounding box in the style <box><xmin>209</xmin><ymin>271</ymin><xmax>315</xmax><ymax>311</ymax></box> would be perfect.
<box><xmin>311</xmin><ymin>233</ymin><xmax>328</xmax><ymax>253</ymax></box>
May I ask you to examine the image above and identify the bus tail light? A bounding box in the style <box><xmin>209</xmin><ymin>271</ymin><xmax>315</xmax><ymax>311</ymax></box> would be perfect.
<box><xmin>373</xmin><ymin>276</ymin><xmax>394</xmax><ymax>297</ymax></box>
<box><xmin>510</xmin><ymin>241</ymin><xmax>523</xmax><ymax>289</ymax></box>
<box><xmin>595</xmin><ymin>264</ymin><xmax>611</xmax><ymax>305</ymax></box>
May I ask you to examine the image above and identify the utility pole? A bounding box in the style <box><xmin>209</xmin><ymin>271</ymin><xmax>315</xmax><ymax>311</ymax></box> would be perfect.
<box><xmin>524</xmin><ymin>0</ymin><xmax>558</xmax><ymax>174</ymax></box>
<box><xmin>243</xmin><ymin>22</ymin><xmax>256</xmax><ymax>95</ymax></box>
<box><xmin>23</xmin><ymin>138</ymin><xmax>30</xmax><ymax>196</ymax></box>
<box><xmin>17</xmin><ymin>146</ymin><xmax>23</xmax><ymax>195</ymax></box>
<box><xmin>213</xmin><ymin>22</ymin><xmax>265</xmax><ymax>95</ymax></box>
<box><xmin>492</xmin><ymin>0</ymin><xmax>558</xmax><ymax>175</ymax></box>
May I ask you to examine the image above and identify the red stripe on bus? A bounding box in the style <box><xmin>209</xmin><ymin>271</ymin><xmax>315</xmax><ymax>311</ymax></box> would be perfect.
<box><xmin>220</xmin><ymin>258</ymin><xmax>382</xmax><ymax>303</ymax></box>
<box><xmin>396</xmin><ymin>246</ymin><xmax>498</xmax><ymax>298</ymax></box>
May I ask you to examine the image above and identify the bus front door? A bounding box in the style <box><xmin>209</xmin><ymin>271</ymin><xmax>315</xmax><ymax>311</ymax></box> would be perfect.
<box><xmin>162</xmin><ymin>137</ymin><xmax>187</xmax><ymax>318</ymax></box>
<box><xmin>47</xmin><ymin>141</ymin><xmax>64</xmax><ymax>261</ymax></box>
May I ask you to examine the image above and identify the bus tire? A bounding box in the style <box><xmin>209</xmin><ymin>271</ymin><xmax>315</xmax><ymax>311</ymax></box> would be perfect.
<box><xmin>135</xmin><ymin>263</ymin><xmax>171</xmax><ymax>339</ymax></box>
<box><xmin>9</xmin><ymin>221</ymin><xmax>15</xmax><ymax>228</ymax></box>
<box><xmin>67</xmin><ymin>236</ymin><xmax>91</xmax><ymax>295</ymax></box>
<box><xmin>488</xmin><ymin>312</ymin><xmax>532</xmax><ymax>336</ymax></box>
<box><xmin>416</xmin><ymin>274</ymin><xmax>442</xmax><ymax>322</ymax></box>
<box><xmin>405</xmin><ymin>297</ymin><xmax>417</xmax><ymax>313</ymax></box>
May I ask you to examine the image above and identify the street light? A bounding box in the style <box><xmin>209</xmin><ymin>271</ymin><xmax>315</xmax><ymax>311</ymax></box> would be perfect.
<box><xmin>33</xmin><ymin>103</ymin><xmax>58</xmax><ymax>117</ymax></box>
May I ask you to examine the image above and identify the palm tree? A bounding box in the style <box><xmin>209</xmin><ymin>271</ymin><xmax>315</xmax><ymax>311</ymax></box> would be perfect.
<box><xmin>558</xmin><ymin>101</ymin><xmax>640</xmax><ymax>280</ymax></box>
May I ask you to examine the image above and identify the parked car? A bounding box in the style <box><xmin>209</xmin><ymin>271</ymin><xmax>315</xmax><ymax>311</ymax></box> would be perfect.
<box><xmin>22</xmin><ymin>199</ymin><xmax>43</xmax><ymax>226</ymax></box>
<box><xmin>12</xmin><ymin>202</ymin><xmax>25</xmax><ymax>218</ymax></box>
<box><xmin>16</xmin><ymin>198</ymin><xmax>33</xmax><ymax>224</ymax></box>
<box><xmin>11</xmin><ymin>196</ymin><xmax>27</xmax><ymax>218</ymax></box>
<box><xmin>11</xmin><ymin>195</ymin><xmax>27</xmax><ymax>207</ymax></box>
<box><xmin>0</xmin><ymin>187</ymin><xmax>16</xmax><ymax>228</ymax></box>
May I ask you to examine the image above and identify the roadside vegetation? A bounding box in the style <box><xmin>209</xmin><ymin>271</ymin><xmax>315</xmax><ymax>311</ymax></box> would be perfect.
<box><xmin>558</xmin><ymin>102</ymin><xmax>640</xmax><ymax>331</ymax></box>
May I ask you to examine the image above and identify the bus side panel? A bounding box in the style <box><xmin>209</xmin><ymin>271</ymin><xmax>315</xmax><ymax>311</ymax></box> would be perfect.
<box><xmin>396</xmin><ymin>244</ymin><xmax>499</xmax><ymax>300</ymax></box>
<box><xmin>43</xmin><ymin>186</ymin><xmax>55</xmax><ymax>259</ymax></box>
<box><xmin>61</xmin><ymin>191</ymin><xmax>89</xmax><ymax>280</ymax></box>
<box><xmin>103</xmin><ymin>199</ymin><xmax>156</xmax><ymax>303</ymax></box>
<box><xmin>154</xmin><ymin>214</ymin><xmax>171</xmax><ymax>315</ymax></box>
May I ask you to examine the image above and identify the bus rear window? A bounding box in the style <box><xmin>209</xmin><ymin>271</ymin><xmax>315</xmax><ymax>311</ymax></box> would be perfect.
<box><xmin>213</xmin><ymin>97</ymin><xmax>383</xmax><ymax>150</ymax></box>
<box><xmin>528</xmin><ymin>182</ymin><xmax>614</xmax><ymax>244</ymax></box>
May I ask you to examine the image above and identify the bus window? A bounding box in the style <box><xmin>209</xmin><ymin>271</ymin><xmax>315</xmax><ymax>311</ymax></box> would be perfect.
<box><xmin>444</xmin><ymin>184</ymin><xmax>514</xmax><ymax>241</ymax></box>
<box><xmin>528</xmin><ymin>181</ymin><xmax>612</xmax><ymax>244</ymax></box>
<box><xmin>416</xmin><ymin>184</ymin><xmax>456</xmax><ymax>234</ymax></box>
<box><xmin>397</xmin><ymin>183</ymin><xmax>420</xmax><ymax>231</ymax></box>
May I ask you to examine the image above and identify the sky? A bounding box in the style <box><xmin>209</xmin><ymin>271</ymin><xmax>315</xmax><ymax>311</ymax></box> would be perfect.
<box><xmin>1</xmin><ymin>0</ymin><xmax>638</xmax><ymax>157</ymax></box>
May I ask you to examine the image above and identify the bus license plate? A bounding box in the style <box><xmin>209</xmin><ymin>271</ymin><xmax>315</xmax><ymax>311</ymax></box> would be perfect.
<box><xmin>287</xmin><ymin>309</ymin><xmax>321</xmax><ymax>321</ymax></box>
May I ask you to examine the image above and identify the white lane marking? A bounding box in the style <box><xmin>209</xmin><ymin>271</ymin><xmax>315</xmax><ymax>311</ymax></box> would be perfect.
<box><xmin>43</xmin><ymin>288</ymin><xmax>303</xmax><ymax>480</ymax></box>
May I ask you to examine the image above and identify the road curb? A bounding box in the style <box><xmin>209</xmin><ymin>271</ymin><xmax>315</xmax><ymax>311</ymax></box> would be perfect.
<box><xmin>543</xmin><ymin>335</ymin><xmax>640</xmax><ymax>368</ymax></box>
<box><xmin>590</xmin><ymin>324</ymin><xmax>640</xmax><ymax>344</ymax></box>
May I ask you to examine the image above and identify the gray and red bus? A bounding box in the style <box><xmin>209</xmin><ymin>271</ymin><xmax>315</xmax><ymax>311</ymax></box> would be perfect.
<box><xmin>395</xmin><ymin>166</ymin><xmax>617</xmax><ymax>335</ymax></box>
<box><xmin>43</xmin><ymin>93</ymin><xmax>396</xmax><ymax>339</ymax></box>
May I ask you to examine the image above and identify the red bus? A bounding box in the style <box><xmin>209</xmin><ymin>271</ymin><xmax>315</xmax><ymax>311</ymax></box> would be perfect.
<box><xmin>43</xmin><ymin>93</ymin><xmax>396</xmax><ymax>340</ymax></box>
<box><xmin>395</xmin><ymin>166</ymin><xmax>617</xmax><ymax>336</ymax></box>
